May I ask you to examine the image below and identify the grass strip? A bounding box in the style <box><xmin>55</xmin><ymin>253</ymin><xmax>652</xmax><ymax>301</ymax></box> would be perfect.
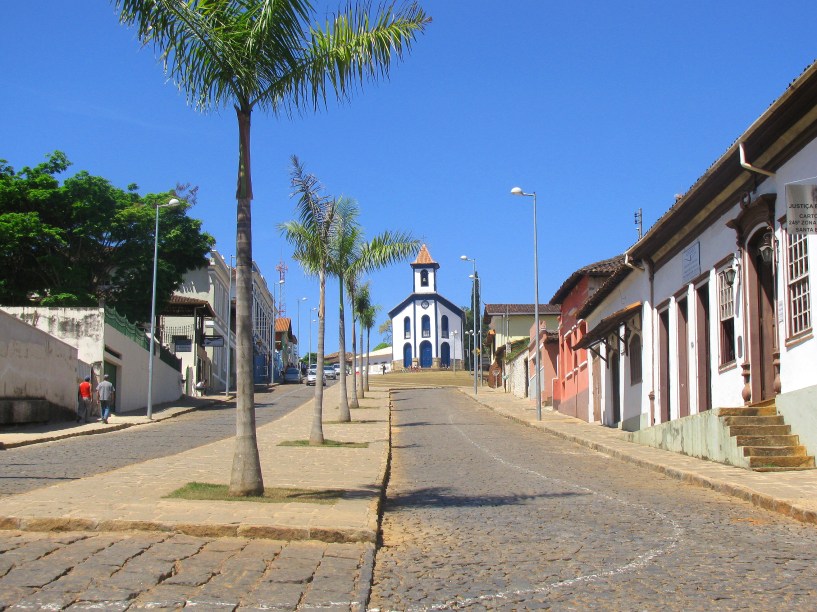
<box><xmin>278</xmin><ymin>439</ymin><xmax>369</xmax><ymax>448</ymax></box>
<box><xmin>164</xmin><ymin>482</ymin><xmax>345</xmax><ymax>504</ymax></box>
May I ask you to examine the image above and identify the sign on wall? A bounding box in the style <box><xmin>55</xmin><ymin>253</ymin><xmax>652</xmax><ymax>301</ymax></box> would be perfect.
<box><xmin>203</xmin><ymin>335</ymin><xmax>224</xmax><ymax>347</ymax></box>
<box><xmin>682</xmin><ymin>241</ymin><xmax>701</xmax><ymax>284</ymax></box>
<box><xmin>785</xmin><ymin>183</ymin><xmax>817</xmax><ymax>234</ymax></box>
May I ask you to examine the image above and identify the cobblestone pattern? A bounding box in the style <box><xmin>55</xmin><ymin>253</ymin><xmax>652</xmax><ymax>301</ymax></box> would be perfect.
<box><xmin>0</xmin><ymin>531</ymin><xmax>371</xmax><ymax>610</ymax></box>
<box><xmin>0</xmin><ymin>387</ymin><xmax>317</xmax><ymax>498</ymax></box>
<box><xmin>368</xmin><ymin>388</ymin><xmax>817</xmax><ymax>611</ymax></box>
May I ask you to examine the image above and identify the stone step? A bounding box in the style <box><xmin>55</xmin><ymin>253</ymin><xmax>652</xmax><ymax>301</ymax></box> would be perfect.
<box><xmin>743</xmin><ymin>445</ymin><xmax>809</xmax><ymax>457</ymax></box>
<box><xmin>748</xmin><ymin>455</ymin><xmax>816</xmax><ymax>469</ymax></box>
<box><xmin>722</xmin><ymin>415</ymin><xmax>784</xmax><ymax>427</ymax></box>
<box><xmin>719</xmin><ymin>406</ymin><xmax>778</xmax><ymax>417</ymax></box>
<box><xmin>753</xmin><ymin>465</ymin><xmax>817</xmax><ymax>472</ymax></box>
<box><xmin>735</xmin><ymin>434</ymin><xmax>801</xmax><ymax>447</ymax></box>
<box><xmin>729</xmin><ymin>424</ymin><xmax>791</xmax><ymax>437</ymax></box>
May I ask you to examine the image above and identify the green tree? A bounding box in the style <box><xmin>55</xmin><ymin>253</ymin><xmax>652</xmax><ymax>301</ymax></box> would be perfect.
<box><xmin>0</xmin><ymin>152</ymin><xmax>212</xmax><ymax>323</ymax></box>
<box><xmin>352</xmin><ymin>280</ymin><xmax>370</xmax><ymax>400</ymax></box>
<box><xmin>114</xmin><ymin>0</ymin><xmax>430</xmax><ymax>495</ymax></box>
<box><xmin>280</xmin><ymin>156</ymin><xmax>338</xmax><ymax>445</ymax></box>
<box><xmin>378</xmin><ymin>319</ymin><xmax>392</xmax><ymax>345</ymax></box>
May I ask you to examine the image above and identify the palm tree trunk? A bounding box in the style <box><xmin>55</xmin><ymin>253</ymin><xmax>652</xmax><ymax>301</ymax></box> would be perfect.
<box><xmin>311</xmin><ymin>268</ymin><xmax>327</xmax><ymax>445</ymax></box>
<box><xmin>350</xmin><ymin>298</ymin><xmax>360</xmax><ymax>408</ymax></box>
<box><xmin>229</xmin><ymin>105</ymin><xmax>263</xmax><ymax>496</ymax></box>
<box><xmin>337</xmin><ymin>279</ymin><xmax>351</xmax><ymax>421</ymax></box>
<box><xmin>358</xmin><ymin>320</ymin><xmax>365</xmax><ymax>398</ymax></box>
<box><xmin>364</xmin><ymin>326</ymin><xmax>371</xmax><ymax>392</ymax></box>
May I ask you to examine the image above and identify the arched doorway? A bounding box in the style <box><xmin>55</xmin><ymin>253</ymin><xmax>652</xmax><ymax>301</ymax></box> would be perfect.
<box><xmin>420</xmin><ymin>341</ymin><xmax>433</xmax><ymax>368</ymax></box>
<box><xmin>441</xmin><ymin>342</ymin><xmax>451</xmax><ymax>367</ymax></box>
<box><xmin>403</xmin><ymin>343</ymin><xmax>412</xmax><ymax>368</ymax></box>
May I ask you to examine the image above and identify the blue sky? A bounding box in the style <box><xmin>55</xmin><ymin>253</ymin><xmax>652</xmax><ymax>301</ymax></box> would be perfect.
<box><xmin>2</xmin><ymin>2</ymin><xmax>816</xmax><ymax>353</ymax></box>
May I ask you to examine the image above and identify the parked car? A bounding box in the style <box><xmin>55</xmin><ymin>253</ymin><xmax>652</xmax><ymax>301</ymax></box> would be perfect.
<box><xmin>333</xmin><ymin>363</ymin><xmax>342</xmax><ymax>377</ymax></box>
<box><xmin>306</xmin><ymin>369</ymin><xmax>326</xmax><ymax>386</ymax></box>
<box><xmin>324</xmin><ymin>365</ymin><xmax>337</xmax><ymax>380</ymax></box>
<box><xmin>283</xmin><ymin>366</ymin><xmax>302</xmax><ymax>384</ymax></box>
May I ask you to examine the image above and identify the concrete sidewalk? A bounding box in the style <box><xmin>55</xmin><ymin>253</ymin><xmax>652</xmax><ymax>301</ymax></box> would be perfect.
<box><xmin>0</xmin><ymin>382</ymin><xmax>390</xmax><ymax>543</ymax></box>
<box><xmin>462</xmin><ymin>385</ymin><xmax>817</xmax><ymax>526</ymax></box>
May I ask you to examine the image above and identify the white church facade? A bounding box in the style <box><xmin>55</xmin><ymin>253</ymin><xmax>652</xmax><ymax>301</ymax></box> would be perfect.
<box><xmin>389</xmin><ymin>245</ymin><xmax>464</xmax><ymax>370</ymax></box>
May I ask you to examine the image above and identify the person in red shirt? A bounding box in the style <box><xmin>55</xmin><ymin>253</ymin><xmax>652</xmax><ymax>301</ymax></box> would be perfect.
<box><xmin>77</xmin><ymin>377</ymin><xmax>92</xmax><ymax>423</ymax></box>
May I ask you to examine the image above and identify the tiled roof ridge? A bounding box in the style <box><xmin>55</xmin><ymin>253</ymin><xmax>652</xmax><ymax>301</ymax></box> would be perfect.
<box><xmin>413</xmin><ymin>244</ymin><xmax>436</xmax><ymax>265</ymax></box>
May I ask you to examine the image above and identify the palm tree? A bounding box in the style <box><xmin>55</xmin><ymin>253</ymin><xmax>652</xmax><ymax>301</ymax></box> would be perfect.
<box><xmin>328</xmin><ymin>198</ymin><xmax>363</xmax><ymax>421</ymax></box>
<box><xmin>347</xmin><ymin>271</ymin><xmax>363</xmax><ymax>408</ymax></box>
<box><xmin>280</xmin><ymin>156</ymin><xmax>338</xmax><ymax>445</ymax></box>
<box><xmin>361</xmin><ymin>302</ymin><xmax>381</xmax><ymax>392</ymax></box>
<box><xmin>354</xmin><ymin>281</ymin><xmax>372</xmax><ymax>399</ymax></box>
<box><xmin>113</xmin><ymin>0</ymin><xmax>430</xmax><ymax>494</ymax></box>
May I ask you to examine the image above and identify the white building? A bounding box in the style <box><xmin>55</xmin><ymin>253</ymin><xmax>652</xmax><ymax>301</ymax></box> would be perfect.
<box><xmin>577</xmin><ymin>60</ymin><xmax>817</xmax><ymax>468</ymax></box>
<box><xmin>388</xmin><ymin>245</ymin><xmax>464</xmax><ymax>369</ymax></box>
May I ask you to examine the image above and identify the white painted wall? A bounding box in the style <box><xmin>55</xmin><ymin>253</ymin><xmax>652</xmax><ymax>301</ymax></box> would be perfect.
<box><xmin>0</xmin><ymin>310</ymin><xmax>77</xmax><ymax>411</ymax></box>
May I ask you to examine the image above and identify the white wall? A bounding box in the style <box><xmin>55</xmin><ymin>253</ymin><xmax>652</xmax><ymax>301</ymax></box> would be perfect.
<box><xmin>0</xmin><ymin>310</ymin><xmax>77</xmax><ymax>412</ymax></box>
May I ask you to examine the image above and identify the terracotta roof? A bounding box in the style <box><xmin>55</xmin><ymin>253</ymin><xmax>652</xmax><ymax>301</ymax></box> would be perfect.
<box><xmin>576</xmin><ymin>266</ymin><xmax>634</xmax><ymax>319</ymax></box>
<box><xmin>164</xmin><ymin>295</ymin><xmax>216</xmax><ymax>318</ymax></box>
<box><xmin>483</xmin><ymin>303</ymin><xmax>561</xmax><ymax>317</ymax></box>
<box><xmin>550</xmin><ymin>254</ymin><xmax>626</xmax><ymax>304</ymax></box>
<box><xmin>412</xmin><ymin>244</ymin><xmax>436</xmax><ymax>265</ymax></box>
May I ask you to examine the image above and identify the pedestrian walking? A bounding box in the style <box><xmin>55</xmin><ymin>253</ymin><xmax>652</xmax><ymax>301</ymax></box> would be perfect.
<box><xmin>96</xmin><ymin>375</ymin><xmax>115</xmax><ymax>424</ymax></box>
<box><xmin>77</xmin><ymin>377</ymin><xmax>92</xmax><ymax>423</ymax></box>
<box><xmin>381</xmin><ymin>364</ymin><xmax>387</xmax><ymax>376</ymax></box>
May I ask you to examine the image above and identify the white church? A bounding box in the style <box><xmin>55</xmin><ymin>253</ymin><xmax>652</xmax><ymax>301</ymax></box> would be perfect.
<box><xmin>389</xmin><ymin>245</ymin><xmax>464</xmax><ymax>370</ymax></box>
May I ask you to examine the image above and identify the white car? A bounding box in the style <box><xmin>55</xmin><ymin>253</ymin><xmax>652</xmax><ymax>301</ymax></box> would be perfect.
<box><xmin>306</xmin><ymin>369</ymin><xmax>325</xmax><ymax>386</ymax></box>
<box><xmin>324</xmin><ymin>366</ymin><xmax>337</xmax><ymax>380</ymax></box>
<box><xmin>333</xmin><ymin>363</ymin><xmax>342</xmax><ymax>377</ymax></box>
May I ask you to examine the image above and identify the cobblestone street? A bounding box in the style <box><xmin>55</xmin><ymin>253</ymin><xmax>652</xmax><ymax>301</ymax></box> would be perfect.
<box><xmin>0</xmin><ymin>531</ymin><xmax>372</xmax><ymax>610</ymax></box>
<box><xmin>369</xmin><ymin>388</ymin><xmax>817</xmax><ymax>610</ymax></box>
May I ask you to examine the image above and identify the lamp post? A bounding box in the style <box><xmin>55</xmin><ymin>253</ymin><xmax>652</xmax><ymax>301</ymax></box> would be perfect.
<box><xmin>451</xmin><ymin>329</ymin><xmax>458</xmax><ymax>373</ymax></box>
<box><xmin>511</xmin><ymin>186</ymin><xmax>541</xmax><ymax>420</ymax></box>
<box><xmin>461</xmin><ymin>255</ymin><xmax>478</xmax><ymax>394</ymax></box>
<box><xmin>309</xmin><ymin>307</ymin><xmax>317</xmax><ymax>370</ymax></box>
<box><xmin>147</xmin><ymin>197</ymin><xmax>181</xmax><ymax>420</ymax></box>
<box><xmin>469</xmin><ymin>273</ymin><xmax>484</xmax><ymax>388</ymax></box>
<box><xmin>225</xmin><ymin>254</ymin><xmax>235</xmax><ymax>398</ymax></box>
<box><xmin>297</xmin><ymin>296</ymin><xmax>307</xmax><ymax>366</ymax></box>
<box><xmin>271</xmin><ymin>279</ymin><xmax>284</xmax><ymax>382</ymax></box>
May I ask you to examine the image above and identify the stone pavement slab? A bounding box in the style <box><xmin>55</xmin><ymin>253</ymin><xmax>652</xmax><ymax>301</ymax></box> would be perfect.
<box><xmin>462</xmin><ymin>385</ymin><xmax>817</xmax><ymax>526</ymax></box>
<box><xmin>0</xmin><ymin>383</ymin><xmax>390</xmax><ymax>543</ymax></box>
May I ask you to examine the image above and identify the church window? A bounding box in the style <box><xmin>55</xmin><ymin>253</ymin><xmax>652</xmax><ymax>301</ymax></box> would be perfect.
<box><xmin>404</xmin><ymin>316</ymin><xmax>411</xmax><ymax>339</ymax></box>
<box><xmin>421</xmin><ymin>269</ymin><xmax>429</xmax><ymax>287</ymax></box>
<box><xmin>441</xmin><ymin>315</ymin><xmax>449</xmax><ymax>338</ymax></box>
<box><xmin>422</xmin><ymin>315</ymin><xmax>431</xmax><ymax>338</ymax></box>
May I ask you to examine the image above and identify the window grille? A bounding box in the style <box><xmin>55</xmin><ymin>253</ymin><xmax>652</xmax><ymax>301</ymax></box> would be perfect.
<box><xmin>718</xmin><ymin>270</ymin><xmax>735</xmax><ymax>364</ymax></box>
<box><xmin>787</xmin><ymin>231</ymin><xmax>811</xmax><ymax>336</ymax></box>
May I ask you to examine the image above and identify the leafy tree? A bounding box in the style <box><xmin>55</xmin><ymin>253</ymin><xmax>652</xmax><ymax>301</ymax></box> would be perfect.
<box><xmin>378</xmin><ymin>319</ymin><xmax>392</xmax><ymax>345</ymax></box>
<box><xmin>0</xmin><ymin>152</ymin><xmax>212</xmax><ymax>323</ymax></box>
<box><xmin>114</xmin><ymin>0</ymin><xmax>430</xmax><ymax>496</ymax></box>
<box><xmin>353</xmin><ymin>280</ymin><xmax>371</xmax><ymax>399</ymax></box>
<box><xmin>373</xmin><ymin>340</ymin><xmax>390</xmax><ymax>351</ymax></box>
<box><xmin>281</xmin><ymin>156</ymin><xmax>338</xmax><ymax>445</ymax></box>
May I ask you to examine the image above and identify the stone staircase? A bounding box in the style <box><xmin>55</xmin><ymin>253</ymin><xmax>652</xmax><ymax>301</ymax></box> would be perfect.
<box><xmin>720</xmin><ymin>400</ymin><xmax>816</xmax><ymax>472</ymax></box>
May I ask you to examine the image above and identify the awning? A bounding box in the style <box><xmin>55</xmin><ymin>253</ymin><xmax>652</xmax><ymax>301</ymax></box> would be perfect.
<box><xmin>162</xmin><ymin>295</ymin><xmax>216</xmax><ymax>318</ymax></box>
<box><xmin>575</xmin><ymin>302</ymin><xmax>641</xmax><ymax>350</ymax></box>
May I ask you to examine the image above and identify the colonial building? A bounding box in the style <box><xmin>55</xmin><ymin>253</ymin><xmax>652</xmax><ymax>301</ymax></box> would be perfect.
<box><xmin>388</xmin><ymin>245</ymin><xmax>464</xmax><ymax>369</ymax></box>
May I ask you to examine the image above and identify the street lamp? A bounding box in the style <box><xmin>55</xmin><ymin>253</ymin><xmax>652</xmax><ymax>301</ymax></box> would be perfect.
<box><xmin>225</xmin><ymin>254</ymin><xmax>235</xmax><ymax>398</ymax></box>
<box><xmin>147</xmin><ymin>197</ymin><xmax>181</xmax><ymax>420</ymax></box>
<box><xmin>511</xmin><ymin>186</ymin><xmax>541</xmax><ymax>420</ymax></box>
<box><xmin>297</xmin><ymin>297</ymin><xmax>307</xmax><ymax>365</ymax></box>
<box><xmin>451</xmin><ymin>329</ymin><xmax>458</xmax><ymax>373</ymax></box>
<box><xmin>469</xmin><ymin>273</ymin><xmax>484</xmax><ymax>388</ymax></box>
<box><xmin>461</xmin><ymin>255</ymin><xmax>478</xmax><ymax>395</ymax></box>
<box><xmin>309</xmin><ymin>307</ymin><xmax>317</xmax><ymax>370</ymax></box>
<box><xmin>272</xmin><ymin>279</ymin><xmax>284</xmax><ymax>381</ymax></box>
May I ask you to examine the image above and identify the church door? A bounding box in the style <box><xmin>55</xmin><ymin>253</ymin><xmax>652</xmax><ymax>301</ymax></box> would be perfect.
<box><xmin>403</xmin><ymin>343</ymin><xmax>412</xmax><ymax>369</ymax></box>
<box><xmin>441</xmin><ymin>343</ymin><xmax>451</xmax><ymax>367</ymax></box>
<box><xmin>420</xmin><ymin>341</ymin><xmax>433</xmax><ymax>368</ymax></box>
